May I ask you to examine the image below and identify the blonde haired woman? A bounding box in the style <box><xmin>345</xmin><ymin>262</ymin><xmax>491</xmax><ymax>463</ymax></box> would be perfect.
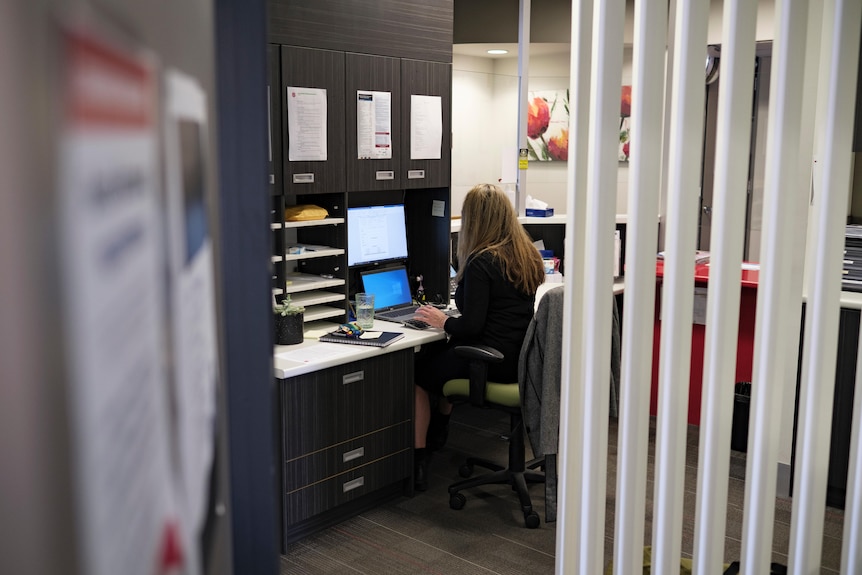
<box><xmin>412</xmin><ymin>183</ymin><xmax>545</xmax><ymax>490</ymax></box>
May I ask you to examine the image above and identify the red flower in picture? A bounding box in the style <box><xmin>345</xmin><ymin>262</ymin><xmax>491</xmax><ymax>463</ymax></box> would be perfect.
<box><xmin>620</xmin><ymin>85</ymin><xmax>631</xmax><ymax>117</ymax></box>
<box><xmin>527</xmin><ymin>97</ymin><xmax>550</xmax><ymax>139</ymax></box>
<box><xmin>548</xmin><ymin>129</ymin><xmax>569</xmax><ymax>161</ymax></box>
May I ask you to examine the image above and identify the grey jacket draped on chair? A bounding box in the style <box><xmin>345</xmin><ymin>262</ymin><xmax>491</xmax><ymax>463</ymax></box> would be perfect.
<box><xmin>518</xmin><ymin>285</ymin><xmax>621</xmax><ymax>521</ymax></box>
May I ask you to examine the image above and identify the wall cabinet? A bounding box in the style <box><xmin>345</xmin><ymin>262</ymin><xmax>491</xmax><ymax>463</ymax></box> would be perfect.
<box><xmin>280</xmin><ymin>46</ymin><xmax>346</xmax><ymax>195</ymax></box>
<box><xmin>279</xmin><ymin>349</ymin><xmax>413</xmax><ymax>545</ymax></box>
<box><xmin>345</xmin><ymin>53</ymin><xmax>403</xmax><ymax>192</ymax></box>
<box><xmin>401</xmin><ymin>59</ymin><xmax>451</xmax><ymax>189</ymax></box>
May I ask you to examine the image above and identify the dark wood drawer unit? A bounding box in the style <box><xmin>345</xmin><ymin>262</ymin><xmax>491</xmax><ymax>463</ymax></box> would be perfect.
<box><xmin>281</xmin><ymin>351</ymin><xmax>411</xmax><ymax>456</ymax></box>
<box><xmin>345</xmin><ymin>53</ymin><xmax>402</xmax><ymax>192</ymax></box>
<box><xmin>280</xmin><ymin>45</ymin><xmax>346</xmax><ymax>195</ymax></box>
<box><xmin>401</xmin><ymin>59</ymin><xmax>451</xmax><ymax>189</ymax></box>
<box><xmin>280</xmin><ymin>349</ymin><xmax>413</xmax><ymax>546</ymax></box>
<box><xmin>284</xmin><ymin>422</ymin><xmax>410</xmax><ymax>491</ymax></box>
<box><xmin>284</xmin><ymin>448</ymin><xmax>411</xmax><ymax>525</ymax></box>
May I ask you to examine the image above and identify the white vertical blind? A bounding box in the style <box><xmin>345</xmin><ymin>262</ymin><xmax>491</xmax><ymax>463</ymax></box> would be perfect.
<box><xmin>555</xmin><ymin>0</ymin><xmax>592</xmax><ymax>569</ymax></box>
<box><xmin>612</xmin><ymin>0</ymin><xmax>666</xmax><ymax>571</ymax></box>
<box><xmin>691</xmin><ymin>0</ymin><xmax>758</xmax><ymax>573</ymax></box>
<box><xmin>739</xmin><ymin>0</ymin><xmax>811</xmax><ymax>572</ymax></box>
<box><xmin>789</xmin><ymin>0</ymin><xmax>861</xmax><ymax>572</ymax></box>
<box><xmin>571</xmin><ymin>0</ymin><xmax>626</xmax><ymax>572</ymax></box>
<box><xmin>650</xmin><ymin>0</ymin><xmax>710</xmax><ymax>572</ymax></box>
<box><xmin>558</xmin><ymin>0</ymin><xmax>862</xmax><ymax>572</ymax></box>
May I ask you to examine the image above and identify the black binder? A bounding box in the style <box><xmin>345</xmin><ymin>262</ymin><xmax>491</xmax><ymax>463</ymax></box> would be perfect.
<box><xmin>318</xmin><ymin>330</ymin><xmax>405</xmax><ymax>348</ymax></box>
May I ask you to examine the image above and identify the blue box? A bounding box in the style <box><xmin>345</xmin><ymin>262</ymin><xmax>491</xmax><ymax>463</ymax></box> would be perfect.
<box><xmin>526</xmin><ymin>208</ymin><xmax>554</xmax><ymax>217</ymax></box>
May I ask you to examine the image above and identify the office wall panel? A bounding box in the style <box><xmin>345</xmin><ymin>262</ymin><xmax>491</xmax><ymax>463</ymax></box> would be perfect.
<box><xmin>268</xmin><ymin>0</ymin><xmax>453</xmax><ymax>63</ymax></box>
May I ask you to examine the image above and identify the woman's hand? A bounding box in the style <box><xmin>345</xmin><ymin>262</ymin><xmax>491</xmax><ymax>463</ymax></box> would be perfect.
<box><xmin>414</xmin><ymin>305</ymin><xmax>448</xmax><ymax>330</ymax></box>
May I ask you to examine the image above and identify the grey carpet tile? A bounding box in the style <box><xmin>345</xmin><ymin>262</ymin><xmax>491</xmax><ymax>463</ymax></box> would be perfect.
<box><xmin>281</xmin><ymin>412</ymin><xmax>846</xmax><ymax>574</ymax></box>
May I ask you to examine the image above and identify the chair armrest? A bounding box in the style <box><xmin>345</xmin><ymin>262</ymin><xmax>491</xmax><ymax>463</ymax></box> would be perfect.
<box><xmin>453</xmin><ymin>344</ymin><xmax>504</xmax><ymax>363</ymax></box>
<box><xmin>453</xmin><ymin>345</ymin><xmax>504</xmax><ymax>407</ymax></box>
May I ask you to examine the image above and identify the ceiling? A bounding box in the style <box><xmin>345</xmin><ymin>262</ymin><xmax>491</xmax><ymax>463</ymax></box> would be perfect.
<box><xmin>452</xmin><ymin>42</ymin><xmax>572</xmax><ymax>59</ymax></box>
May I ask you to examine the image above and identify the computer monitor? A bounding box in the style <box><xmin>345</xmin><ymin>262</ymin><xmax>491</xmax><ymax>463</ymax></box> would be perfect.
<box><xmin>347</xmin><ymin>204</ymin><xmax>409</xmax><ymax>267</ymax></box>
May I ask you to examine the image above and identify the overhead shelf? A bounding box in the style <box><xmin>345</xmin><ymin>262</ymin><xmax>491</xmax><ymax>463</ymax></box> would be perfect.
<box><xmin>283</xmin><ymin>247</ymin><xmax>344</xmax><ymax>261</ymax></box>
<box><xmin>282</xmin><ymin>217</ymin><xmax>345</xmax><ymax>229</ymax></box>
<box><xmin>284</xmin><ymin>272</ymin><xmax>345</xmax><ymax>293</ymax></box>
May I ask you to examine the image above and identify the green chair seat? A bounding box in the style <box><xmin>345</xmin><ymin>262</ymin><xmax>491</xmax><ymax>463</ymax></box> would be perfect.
<box><xmin>442</xmin><ymin>378</ymin><xmax>521</xmax><ymax>408</ymax></box>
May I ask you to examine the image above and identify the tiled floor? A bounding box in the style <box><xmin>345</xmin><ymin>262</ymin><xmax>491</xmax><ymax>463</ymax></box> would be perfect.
<box><xmin>281</xmin><ymin>409</ymin><xmax>845</xmax><ymax>574</ymax></box>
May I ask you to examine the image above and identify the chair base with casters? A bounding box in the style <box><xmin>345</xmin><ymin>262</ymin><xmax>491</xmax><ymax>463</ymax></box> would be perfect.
<box><xmin>442</xmin><ymin>345</ymin><xmax>545</xmax><ymax>529</ymax></box>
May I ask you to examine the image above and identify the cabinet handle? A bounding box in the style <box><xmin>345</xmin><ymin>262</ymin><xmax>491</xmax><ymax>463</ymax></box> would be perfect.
<box><xmin>407</xmin><ymin>169</ymin><xmax>425</xmax><ymax>179</ymax></box>
<box><xmin>342</xmin><ymin>447</ymin><xmax>365</xmax><ymax>462</ymax></box>
<box><xmin>342</xmin><ymin>370</ymin><xmax>364</xmax><ymax>385</ymax></box>
<box><xmin>343</xmin><ymin>476</ymin><xmax>365</xmax><ymax>493</ymax></box>
<box><xmin>292</xmin><ymin>173</ymin><xmax>314</xmax><ymax>183</ymax></box>
<box><xmin>375</xmin><ymin>170</ymin><xmax>394</xmax><ymax>180</ymax></box>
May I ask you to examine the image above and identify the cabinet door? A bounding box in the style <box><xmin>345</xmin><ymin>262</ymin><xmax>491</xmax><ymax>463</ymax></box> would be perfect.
<box><xmin>401</xmin><ymin>59</ymin><xmax>451</xmax><ymax>189</ymax></box>
<box><xmin>281</xmin><ymin>45</ymin><xmax>346</xmax><ymax>195</ymax></box>
<box><xmin>281</xmin><ymin>350</ymin><xmax>413</xmax><ymax>458</ymax></box>
<box><xmin>345</xmin><ymin>53</ymin><xmax>402</xmax><ymax>191</ymax></box>
<box><xmin>267</xmin><ymin>45</ymin><xmax>283</xmax><ymax>195</ymax></box>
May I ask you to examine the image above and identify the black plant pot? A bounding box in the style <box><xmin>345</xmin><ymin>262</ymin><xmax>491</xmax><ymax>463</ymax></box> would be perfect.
<box><xmin>275</xmin><ymin>312</ymin><xmax>304</xmax><ymax>345</ymax></box>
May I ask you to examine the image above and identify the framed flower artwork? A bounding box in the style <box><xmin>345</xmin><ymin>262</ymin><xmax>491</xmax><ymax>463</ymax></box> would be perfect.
<box><xmin>619</xmin><ymin>85</ymin><xmax>631</xmax><ymax>162</ymax></box>
<box><xmin>526</xmin><ymin>89</ymin><xmax>569</xmax><ymax>161</ymax></box>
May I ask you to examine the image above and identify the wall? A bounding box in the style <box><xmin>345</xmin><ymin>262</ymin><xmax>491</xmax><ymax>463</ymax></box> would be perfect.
<box><xmin>452</xmin><ymin>49</ymin><xmax>632</xmax><ymax>217</ymax></box>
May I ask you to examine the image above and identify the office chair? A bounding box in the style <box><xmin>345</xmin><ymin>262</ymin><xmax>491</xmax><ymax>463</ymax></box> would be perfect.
<box><xmin>441</xmin><ymin>344</ymin><xmax>545</xmax><ymax>529</ymax></box>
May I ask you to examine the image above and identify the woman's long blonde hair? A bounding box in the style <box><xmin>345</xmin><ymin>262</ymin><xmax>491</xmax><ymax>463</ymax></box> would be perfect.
<box><xmin>455</xmin><ymin>183</ymin><xmax>545</xmax><ymax>294</ymax></box>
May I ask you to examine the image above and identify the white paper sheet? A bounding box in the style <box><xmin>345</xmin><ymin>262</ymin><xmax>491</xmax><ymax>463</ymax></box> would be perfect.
<box><xmin>163</xmin><ymin>69</ymin><xmax>219</xmax><ymax>575</ymax></box>
<box><xmin>410</xmin><ymin>95</ymin><xmax>442</xmax><ymax>160</ymax></box>
<box><xmin>357</xmin><ymin>90</ymin><xmax>392</xmax><ymax>159</ymax></box>
<box><xmin>58</xmin><ymin>30</ymin><xmax>178</xmax><ymax>575</ymax></box>
<box><xmin>286</xmin><ymin>86</ymin><xmax>327</xmax><ymax>161</ymax></box>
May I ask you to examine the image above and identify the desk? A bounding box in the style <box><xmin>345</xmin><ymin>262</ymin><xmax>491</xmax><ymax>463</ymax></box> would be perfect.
<box><xmin>651</xmin><ymin>261</ymin><xmax>760</xmax><ymax>425</ymax></box>
<box><xmin>274</xmin><ymin>320</ymin><xmax>445</xmax><ymax>548</ymax></box>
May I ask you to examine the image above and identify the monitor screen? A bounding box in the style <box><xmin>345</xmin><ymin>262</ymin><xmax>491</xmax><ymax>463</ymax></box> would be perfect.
<box><xmin>347</xmin><ymin>204</ymin><xmax>409</xmax><ymax>267</ymax></box>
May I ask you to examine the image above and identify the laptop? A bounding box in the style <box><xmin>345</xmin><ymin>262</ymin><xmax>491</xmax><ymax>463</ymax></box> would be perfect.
<box><xmin>359</xmin><ymin>266</ymin><xmax>421</xmax><ymax>323</ymax></box>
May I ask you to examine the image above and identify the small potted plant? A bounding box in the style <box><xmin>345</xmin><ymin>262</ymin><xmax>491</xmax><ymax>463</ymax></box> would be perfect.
<box><xmin>274</xmin><ymin>296</ymin><xmax>305</xmax><ymax>345</ymax></box>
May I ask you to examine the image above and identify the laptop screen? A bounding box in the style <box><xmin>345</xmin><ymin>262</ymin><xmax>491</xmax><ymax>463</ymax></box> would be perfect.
<box><xmin>360</xmin><ymin>266</ymin><xmax>412</xmax><ymax>311</ymax></box>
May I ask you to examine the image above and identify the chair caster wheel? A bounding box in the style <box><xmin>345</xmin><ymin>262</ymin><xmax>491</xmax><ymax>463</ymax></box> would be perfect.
<box><xmin>449</xmin><ymin>493</ymin><xmax>466</xmax><ymax>510</ymax></box>
<box><xmin>458</xmin><ymin>464</ymin><xmax>473</xmax><ymax>478</ymax></box>
<box><xmin>524</xmin><ymin>511</ymin><xmax>540</xmax><ymax>529</ymax></box>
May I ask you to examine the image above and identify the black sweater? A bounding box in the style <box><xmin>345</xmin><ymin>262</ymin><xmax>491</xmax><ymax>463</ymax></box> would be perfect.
<box><xmin>444</xmin><ymin>252</ymin><xmax>536</xmax><ymax>369</ymax></box>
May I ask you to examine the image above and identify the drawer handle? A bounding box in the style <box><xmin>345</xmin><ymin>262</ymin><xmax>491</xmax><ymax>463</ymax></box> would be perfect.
<box><xmin>375</xmin><ymin>170</ymin><xmax>394</xmax><ymax>180</ymax></box>
<box><xmin>343</xmin><ymin>477</ymin><xmax>365</xmax><ymax>493</ymax></box>
<box><xmin>292</xmin><ymin>173</ymin><xmax>314</xmax><ymax>184</ymax></box>
<box><xmin>407</xmin><ymin>169</ymin><xmax>425</xmax><ymax>179</ymax></box>
<box><xmin>342</xmin><ymin>370</ymin><xmax>364</xmax><ymax>385</ymax></box>
<box><xmin>342</xmin><ymin>447</ymin><xmax>365</xmax><ymax>462</ymax></box>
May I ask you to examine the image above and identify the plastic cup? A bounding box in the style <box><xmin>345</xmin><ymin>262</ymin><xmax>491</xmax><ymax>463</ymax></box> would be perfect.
<box><xmin>355</xmin><ymin>293</ymin><xmax>375</xmax><ymax>328</ymax></box>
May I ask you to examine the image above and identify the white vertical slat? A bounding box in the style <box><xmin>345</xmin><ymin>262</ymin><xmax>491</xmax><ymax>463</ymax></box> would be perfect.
<box><xmin>570</xmin><ymin>0</ymin><xmax>625</xmax><ymax>571</ymax></box>
<box><xmin>611</xmin><ymin>0</ymin><xmax>666</xmax><ymax>571</ymax></box>
<box><xmin>842</xmin><ymin>331</ymin><xmax>862</xmax><ymax>574</ymax></box>
<box><xmin>556</xmin><ymin>0</ymin><xmax>592</xmax><ymax>569</ymax></box>
<box><xmin>650</xmin><ymin>0</ymin><xmax>709</xmax><ymax>572</ymax></box>
<box><xmin>515</xmin><ymin>0</ymin><xmax>531</xmax><ymax>216</ymax></box>
<box><xmin>789</xmin><ymin>0</ymin><xmax>861</xmax><ymax>571</ymax></box>
<box><xmin>691</xmin><ymin>0</ymin><xmax>758</xmax><ymax>573</ymax></box>
<box><xmin>740</xmin><ymin>0</ymin><xmax>811</xmax><ymax>571</ymax></box>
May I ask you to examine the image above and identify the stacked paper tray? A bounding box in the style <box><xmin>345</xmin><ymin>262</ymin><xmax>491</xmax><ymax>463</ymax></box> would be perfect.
<box><xmin>843</xmin><ymin>225</ymin><xmax>862</xmax><ymax>292</ymax></box>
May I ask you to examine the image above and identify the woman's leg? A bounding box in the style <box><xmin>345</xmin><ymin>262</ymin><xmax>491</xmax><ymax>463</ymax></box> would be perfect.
<box><xmin>414</xmin><ymin>384</ymin><xmax>430</xmax><ymax>448</ymax></box>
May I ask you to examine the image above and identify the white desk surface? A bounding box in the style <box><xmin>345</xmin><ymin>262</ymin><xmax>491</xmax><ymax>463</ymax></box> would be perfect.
<box><xmin>273</xmin><ymin>319</ymin><xmax>445</xmax><ymax>380</ymax></box>
<box><xmin>274</xmin><ymin>278</ymin><xmax>624</xmax><ymax>380</ymax></box>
